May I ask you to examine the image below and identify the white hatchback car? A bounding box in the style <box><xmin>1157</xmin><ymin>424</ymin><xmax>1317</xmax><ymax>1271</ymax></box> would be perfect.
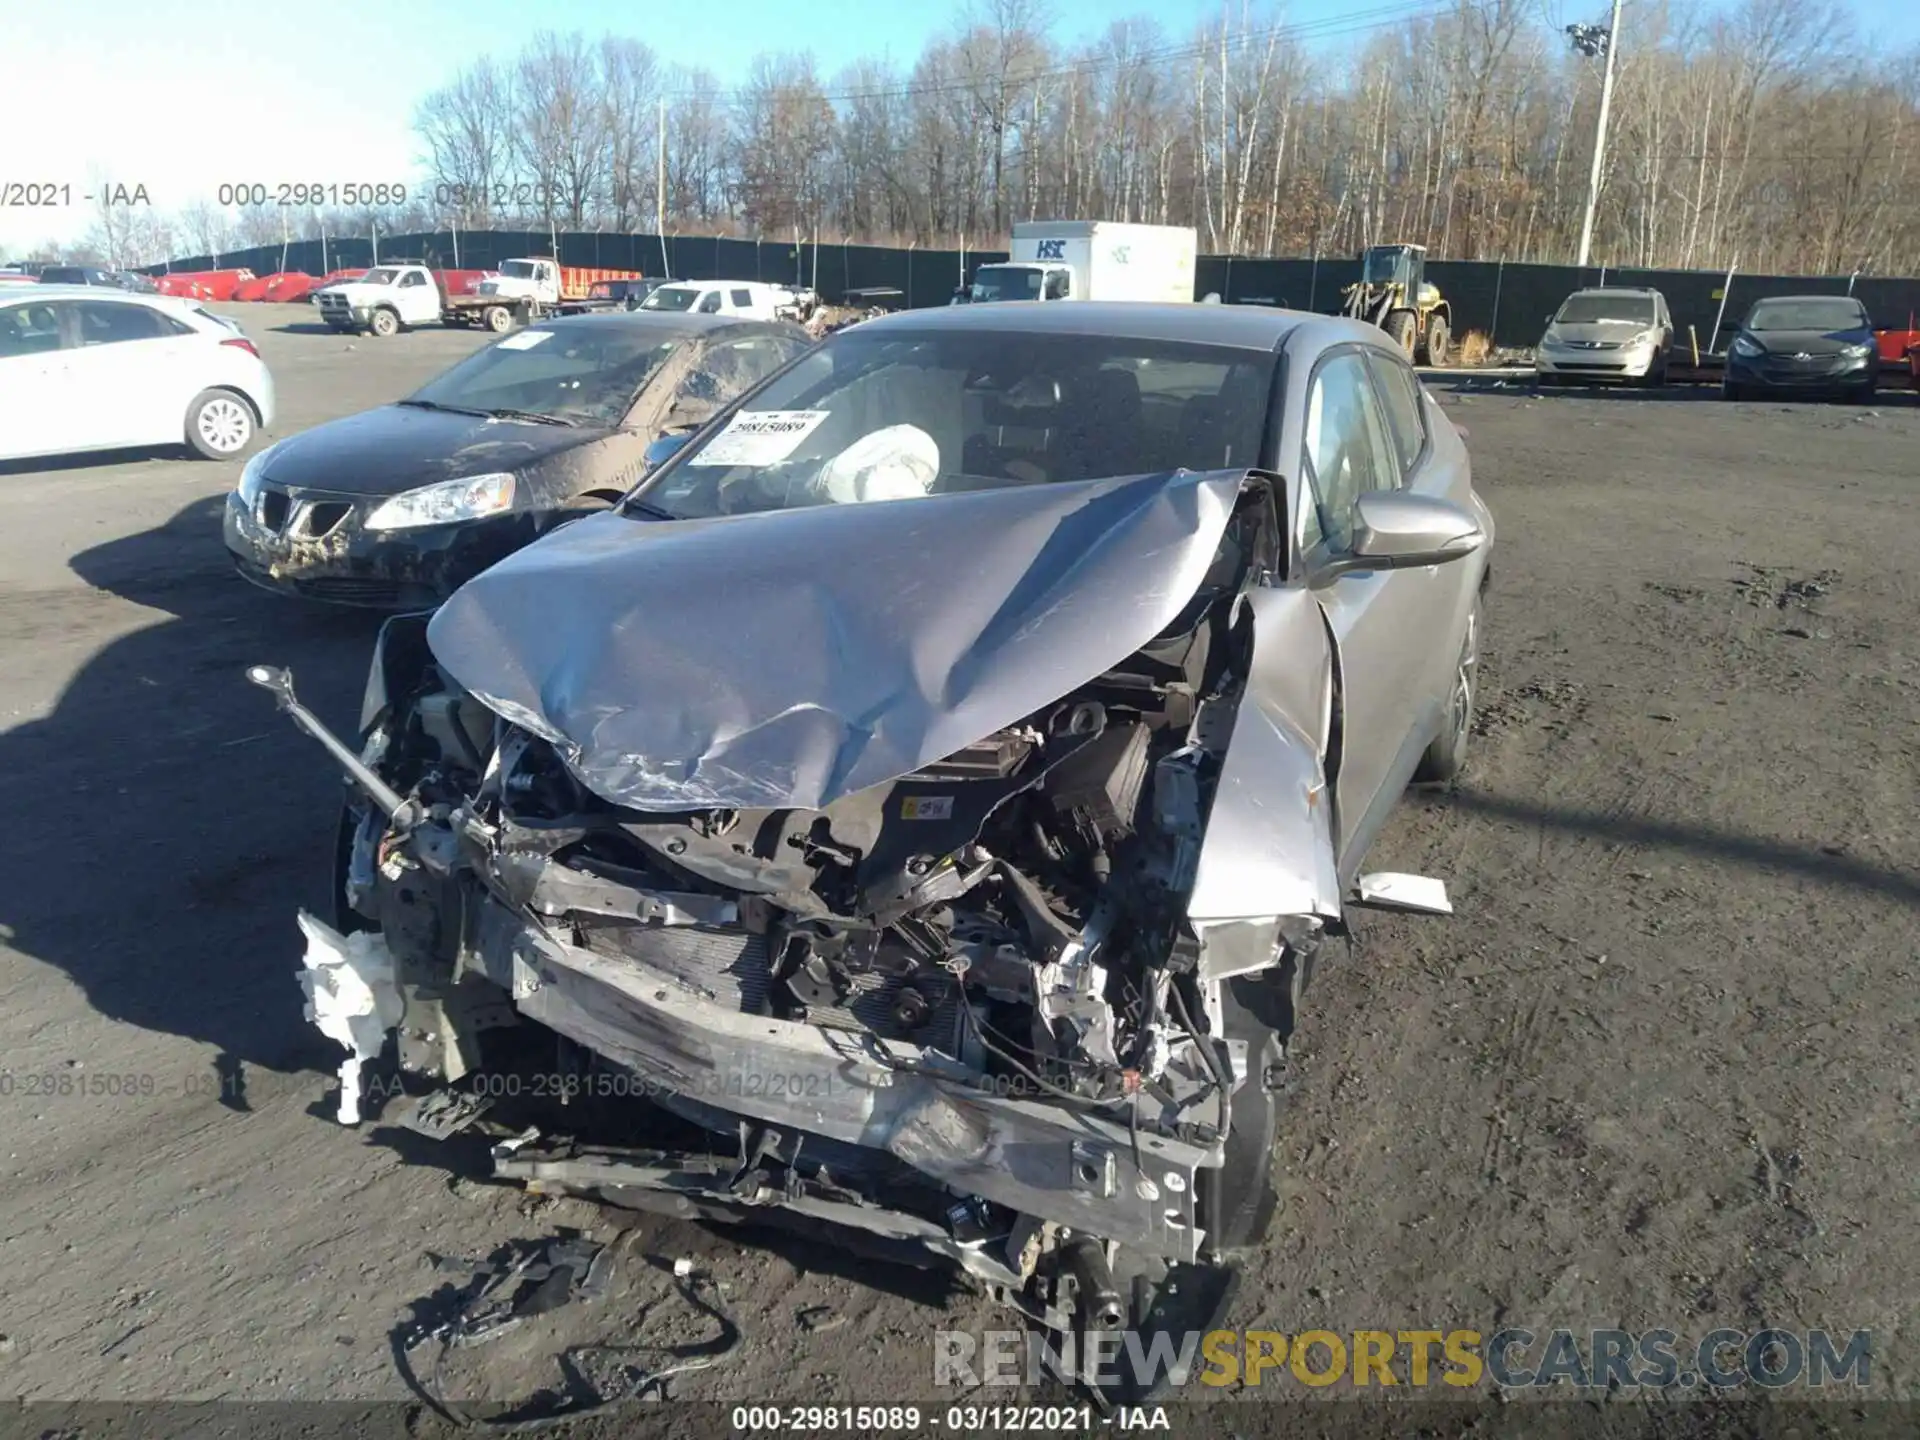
<box><xmin>0</xmin><ymin>286</ymin><xmax>275</xmax><ymax>463</ymax></box>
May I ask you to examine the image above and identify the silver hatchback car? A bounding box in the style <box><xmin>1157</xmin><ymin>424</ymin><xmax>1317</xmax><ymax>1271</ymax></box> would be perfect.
<box><xmin>256</xmin><ymin>301</ymin><xmax>1493</xmax><ymax>1397</ymax></box>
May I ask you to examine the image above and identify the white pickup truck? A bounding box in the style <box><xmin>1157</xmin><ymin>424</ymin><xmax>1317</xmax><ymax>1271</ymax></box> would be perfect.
<box><xmin>313</xmin><ymin>263</ymin><xmax>451</xmax><ymax>336</ymax></box>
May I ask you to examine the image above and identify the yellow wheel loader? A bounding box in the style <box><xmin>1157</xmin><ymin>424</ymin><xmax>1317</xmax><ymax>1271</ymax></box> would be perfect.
<box><xmin>1340</xmin><ymin>244</ymin><xmax>1452</xmax><ymax>365</ymax></box>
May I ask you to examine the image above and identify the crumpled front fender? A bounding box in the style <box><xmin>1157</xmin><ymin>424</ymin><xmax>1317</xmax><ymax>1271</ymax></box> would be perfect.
<box><xmin>1187</xmin><ymin>586</ymin><xmax>1341</xmax><ymax>932</ymax></box>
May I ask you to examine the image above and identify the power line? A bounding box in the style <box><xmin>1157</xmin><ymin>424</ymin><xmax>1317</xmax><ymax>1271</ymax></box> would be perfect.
<box><xmin>644</xmin><ymin>1</ymin><xmax>1455</xmax><ymax>107</ymax></box>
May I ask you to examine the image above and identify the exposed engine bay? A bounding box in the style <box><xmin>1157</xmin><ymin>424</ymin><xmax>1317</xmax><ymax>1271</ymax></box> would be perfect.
<box><xmin>260</xmin><ymin>468</ymin><xmax>1342</xmax><ymax>1401</ymax></box>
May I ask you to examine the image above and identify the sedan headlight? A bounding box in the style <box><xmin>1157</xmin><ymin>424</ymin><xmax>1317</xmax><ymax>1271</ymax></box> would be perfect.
<box><xmin>1843</xmin><ymin>342</ymin><xmax>1873</xmax><ymax>359</ymax></box>
<box><xmin>364</xmin><ymin>472</ymin><xmax>517</xmax><ymax>532</ymax></box>
<box><xmin>236</xmin><ymin>441</ymin><xmax>281</xmax><ymax>505</ymax></box>
<box><xmin>1731</xmin><ymin>335</ymin><xmax>1763</xmax><ymax>358</ymax></box>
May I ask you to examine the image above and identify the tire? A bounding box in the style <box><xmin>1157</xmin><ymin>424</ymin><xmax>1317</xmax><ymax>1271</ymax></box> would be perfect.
<box><xmin>367</xmin><ymin>308</ymin><xmax>399</xmax><ymax>338</ymax></box>
<box><xmin>330</xmin><ymin>802</ymin><xmax>376</xmax><ymax>935</ymax></box>
<box><xmin>1721</xmin><ymin>382</ymin><xmax>1744</xmax><ymax>402</ymax></box>
<box><xmin>1385</xmin><ymin>309</ymin><xmax>1417</xmax><ymax>357</ymax></box>
<box><xmin>1421</xmin><ymin>312</ymin><xmax>1450</xmax><ymax>366</ymax></box>
<box><xmin>1642</xmin><ymin>355</ymin><xmax>1668</xmax><ymax>389</ymax></box>
<box><xmin>184</xmin><ymin>388</ymin><xmax>256</xmax><ymax>459</ymax></box>
<box><xmin>484</xmin><ymin>305</ymin><xmax>514</xmax><ymax>333</ymax></box>
<box><xmin>1414</xmin><ymin>599</ymin><xmax>1479</xmax><ymax>784</ymax></box>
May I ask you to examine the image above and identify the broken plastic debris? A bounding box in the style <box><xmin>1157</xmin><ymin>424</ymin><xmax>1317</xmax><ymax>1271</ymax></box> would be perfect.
<box><xmin>1353</xmin><ymin>872</ymin><xmax>1454</xmax><ymax>915</ymax></box>
<box><xmin>296</xmin><ymin>912</ymin><xmax>403</xmax><ymax>1125</ymax></box>
<box><xmin>672</xmin><ymin>1257</ymin><xmax>695</xmax><ymax>1278</ymax></box>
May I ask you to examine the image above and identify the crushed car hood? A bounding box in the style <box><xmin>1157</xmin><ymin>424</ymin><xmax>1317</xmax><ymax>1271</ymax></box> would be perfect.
<box><xmin>426</xmin><ymin>468</ymin><xmax>1248</xmax><ymax>811</ymax></box>
<box><xmin>257</xmin><ymin>405</ymin><xmax>603</xmax><ymax>496</ymax></box>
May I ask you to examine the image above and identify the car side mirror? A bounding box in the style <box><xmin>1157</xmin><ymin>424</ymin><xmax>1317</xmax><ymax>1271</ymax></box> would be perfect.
<box><xmin>1320</xmin><ymin>492</ymin><xmax>1485</xmax><ymax>577</ymax></box>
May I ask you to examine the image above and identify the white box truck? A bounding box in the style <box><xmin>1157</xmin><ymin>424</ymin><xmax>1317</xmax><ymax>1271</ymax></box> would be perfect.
<box><xmin>965</xmin><ymin>221</ymin><xmax>1197</xmax><ymax>304</ymax></box>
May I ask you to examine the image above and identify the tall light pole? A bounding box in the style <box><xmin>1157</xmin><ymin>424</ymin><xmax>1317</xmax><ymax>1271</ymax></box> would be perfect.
<box><xmin>656</xmin><ymin>96</ymin><xmax>670</xmax><ymax>279</ymax></box>
<box><xmin>1570</xmin><ymin>0</ymin><xmax>1624</xmax><ymax>269</ymax></box>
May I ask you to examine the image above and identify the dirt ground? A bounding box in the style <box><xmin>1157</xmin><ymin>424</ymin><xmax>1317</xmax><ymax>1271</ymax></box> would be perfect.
<box><xmin>0</xmin><ymin>305</ymin><xmax>1915</xmax><ymax>1429</ymax></box>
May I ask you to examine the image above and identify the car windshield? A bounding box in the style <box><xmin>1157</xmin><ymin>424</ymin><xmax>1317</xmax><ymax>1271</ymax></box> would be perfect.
<box><xmin>362</xmin><ymin>268</ymin><xmax>398</xmax><ymax>285</ymax></box>
<box><xmin>635</xmin><ymin>329</ymin><xmax>1275</xmax><ymax>520</ymax></box>
<box><xmin>407</xmin><ymin>326</ymin><xmax>681</xmax><ymax>426</ymax></box>
<box><xmin>1746</xmin><ymin>298</ymin><xmax>1868</xmax><ymax>332</ymax></box>
<box><xmin>1555</xmin><ymin>293</ymin><xmax>1655</xmax><ymax>324</ymax></box>
<box><xmin>640</xmin><ymin>286</ymin><xmax>701</xmax><ymax>312</ymax></box>
<box><xmin>40</xmin><ymin>267</ymin><xmax>85</xmax><ymax>283</ymax></box>
<box><xmin>500</xmin><ymin>260</ymin><xmax>540</xmax><ymax>279</ymax></box>
<box><xmin>968</xmin><ymin>267</ymin><xmax>1043</xmax><ymax>303</ymax></box>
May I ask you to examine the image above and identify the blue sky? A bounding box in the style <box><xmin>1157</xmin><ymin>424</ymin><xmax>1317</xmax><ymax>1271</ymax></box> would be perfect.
<box><xmin>3</xmin><ymin>0</ymin><xmax>1912</xmax><ymax>252</ymax></box>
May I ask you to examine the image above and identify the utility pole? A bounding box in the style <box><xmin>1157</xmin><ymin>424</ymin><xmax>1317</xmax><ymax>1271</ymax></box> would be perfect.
<box><xmin>1572</xmin><ymin>0</ymin><xmax>1624</xmax><ymax>269</ymax></box>
<box><xmin>656</xmin><ymin>96</ymin><xmax>670</xmax><ymax>279</ymax></box>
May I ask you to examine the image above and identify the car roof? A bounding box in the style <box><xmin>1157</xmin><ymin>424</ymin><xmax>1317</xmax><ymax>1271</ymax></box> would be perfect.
<box><xmin>530</xmin><ymin>310</ymin><xmax>795</xmax><ymax>339</ymax></box>
<box><xmin>1749</xmin><ymin>293</ymin><xmax>1862</xmax><ymax>304</ymax></box>
<box><xmin>9</xmin><ymin>284</ymin><xmax>187</xmax><ymax>305</ymax></box>
<box><xmin>845</xmin><ymin>300</ymin><xmax>1323</xmax><ymax>352</ymax></box>
<box><xmin>1568</xmin><ymin>286</ymin><xmax>1661</xmax><ymax>296</ymax></box>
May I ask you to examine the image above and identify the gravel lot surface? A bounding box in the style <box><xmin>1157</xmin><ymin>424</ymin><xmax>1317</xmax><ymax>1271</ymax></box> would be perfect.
<box><xmin>1</xmin><ymin>304</ymin><xmax>1915</xmax><ymax>1429</ymax></box>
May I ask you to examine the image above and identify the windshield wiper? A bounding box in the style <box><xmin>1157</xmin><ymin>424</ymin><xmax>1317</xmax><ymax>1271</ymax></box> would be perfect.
<box><xmin>485</xmin><ymin>407</ymin><xmax>577</xmax><ymax>427</ymax></box>
<box><xmin>621</xmin><ymin>498</ymin><xmax>677</xmax><ymax>520</ymax></box>
<box><xmin>397</xmin><ymin>398</ymin><xmax>492</xmax><ymax>418</ymax></box>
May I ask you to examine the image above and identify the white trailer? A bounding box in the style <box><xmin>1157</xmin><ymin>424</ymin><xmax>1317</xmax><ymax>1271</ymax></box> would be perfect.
<box><xmin>966</xmin><ymin>221</ymin><xmax>1198</xmax><ymax>304</ymax></box>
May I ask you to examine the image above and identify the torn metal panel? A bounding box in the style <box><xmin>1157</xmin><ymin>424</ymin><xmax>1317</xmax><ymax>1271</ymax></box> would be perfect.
<box><xmin>1186</xmin><ymin>587</ymin><xmax>1340</xmax><ymax>925</ymax></box>
<box><xmin>424</xmin><ymin>467</ymin><xmax>1249</xmax><ymax>812</ymax></box>
<box><xmin>1354</xmin><ymin>872</ymin><xmax>1453</xmax><ymax>915</ymax></box>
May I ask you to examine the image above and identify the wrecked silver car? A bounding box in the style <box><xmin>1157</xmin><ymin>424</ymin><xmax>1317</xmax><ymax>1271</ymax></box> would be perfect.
<box><xmin>255</xmin><ymin>301</ymin><xmax>1493</xmax><ymax>1396</ymax></box>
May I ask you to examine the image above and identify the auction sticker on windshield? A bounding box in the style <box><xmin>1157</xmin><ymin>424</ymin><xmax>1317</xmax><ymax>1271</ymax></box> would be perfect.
<box><xmin>495</xmin><ymin>330</ymin><xmax>554</xmax><ymax>350</ymax></box>
<box><xmin>687</xmin><ymin>410</ymin><xmax>829</xmax><ymax>466</ymax></box>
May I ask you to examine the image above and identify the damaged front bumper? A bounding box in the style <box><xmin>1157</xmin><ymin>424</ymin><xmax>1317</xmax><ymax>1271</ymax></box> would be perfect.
<box><xmin>223</xmin><ymin>490</ymin><xmax>538</xmax><ymax>609</ymax></box>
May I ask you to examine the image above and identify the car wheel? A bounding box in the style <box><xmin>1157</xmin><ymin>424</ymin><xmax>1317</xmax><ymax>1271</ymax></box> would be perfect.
<box><xmin>1414</xmin><ymin>600</ymin><xmax>1478</xmax><ymax>784</ymax></box>
<box><xmin>484</xmin><ymin>305</ymin><xmax>514</xmax><ymax>333</ymax></box>
<box><xmin>1385</xmin><ymin>310</ymin><xmax>1417</xmax><ymax>358</ymax></box>
<box><xmin>185</xmin><ymin>389</ymin><xmax>256</xmax><ymax>459</ymax></box>
<box><xmin>1421</xmin><ymin>313</ymin><xmax>1451</xmax><ymax>366</ymax></box>
<box><xmin>368</xmin><ymin>308</ymin><xmax>399</xmax><ymax>338</ymax></box>
<box><xmin>1721</xmin><ymin>382</ymin><xmax>1744</xmax><ymax>402</ymax></box>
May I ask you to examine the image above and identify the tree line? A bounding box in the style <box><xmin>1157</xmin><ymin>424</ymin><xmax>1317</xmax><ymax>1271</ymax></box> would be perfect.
<box><xmin>38</xmin><ymin>0</ymin><xmax>1920</xmax><ymax>277</ymax></box>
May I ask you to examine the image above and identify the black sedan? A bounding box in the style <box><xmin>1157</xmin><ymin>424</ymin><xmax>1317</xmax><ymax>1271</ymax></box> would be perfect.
<box><xmin>1722</xmin><ymin>295</ymin><xmax>1878</xmax><ymax>402</ymax></box>
<box><xmin>225</xmin><ymin>312</ymin><xmax>812</xmax><ymax>607</ymax></box>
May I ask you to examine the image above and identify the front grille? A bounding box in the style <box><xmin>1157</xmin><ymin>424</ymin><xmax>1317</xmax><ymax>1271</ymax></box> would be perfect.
<box><xmin>298</xmin><ymin>501</ymin><xmax>352</xmax><ymax>538</ymax></box>
<box><xmin>290</xmin><ymin>576</ymin><xmax>404</xmax><ymax>606</ymax></box>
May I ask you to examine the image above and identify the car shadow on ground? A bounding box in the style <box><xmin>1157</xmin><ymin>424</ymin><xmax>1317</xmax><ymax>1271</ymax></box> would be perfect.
<box><xmin>0</xmin><ymin>446</ymin><xmax>197</xmax><ymax>475</ymax></box>
<box><xmin>268</xmin><ymin>320</ymin><xmax>342</xmax><ymax>336</ymax></box>
<box><xmin>0</xmin><ymin>493</ymin><xmax>385</xmax><ymax>1083</ymax></box>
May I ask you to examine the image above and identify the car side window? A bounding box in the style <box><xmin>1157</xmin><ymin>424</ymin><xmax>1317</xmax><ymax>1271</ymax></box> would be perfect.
<box><xmin>399</xmin><ymin>271</ymin><xmax>426</xmax><ymax>288</ymax></box>
<box><xmin>1365</xmin><ymin>351</ymin><xmax>1426</xmax><ymax>481</ymax></box>
<box><xmin>72</xmin><ymin>301</ymin><xmax>173</xmax><ymax>346</ymax></box>
<box><xmin>1044</xmin><ymin>270</ymin><xmax>1070</xmax><ymax>300</ymax></box>
<box><xmin>730</xmin><ymin>288</ymin><xmax>752</xmax><ymax>309</ymax></box>
<box><xmin>0</xmin><ymin>303</ymin><xmax>67</xmax><ymax>357</ymax></box>
<box><xmin>698</xmin><ymin>291</ymin><xmax>722</xmax><ymax>315</ymax></box>
<box><xmin>1300</xmin><ymin>350</ymin><xmax>1399</xmax><ymax>553</ymax></box>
